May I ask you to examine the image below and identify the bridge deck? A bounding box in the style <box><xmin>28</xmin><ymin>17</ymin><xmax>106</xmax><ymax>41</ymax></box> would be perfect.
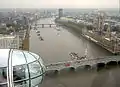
<box><xmin>33</xmin><ymin>23</ymin><xmax>63</xmax><ymax>28</ymax></box>
<box><xmin>45</xmin><ymin>56</ymin><xmax>120</xmax><ymax>71</ymax></box>
<box><xmin>37</xmin><ymin>24</ymin><xmax>62</xmax><ymax>25</ymax></box>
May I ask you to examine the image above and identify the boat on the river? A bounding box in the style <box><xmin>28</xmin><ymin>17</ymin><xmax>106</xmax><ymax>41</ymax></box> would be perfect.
<box><xmin>69</xmin><ymin>48</ymin><xmax>87</xmax><ymax>60</ymax></box>
<box><xmin>36</xmin><ymin>31</ymin><xmax>40</xmax><ymax>33</ymax></box>
<box><xmin>37</xmin><ymin>34</ymin><xmax>40</xmax><ymax>36</ymax></box>
<box><xmin>69</xmin><ymin>52</ymin><xmax>86</xmax><ymax>60</ymax></box>
<box><xmin>39</xmin><ymin>36</ymin><xmax>44</xmax><ymax>41</ymax></box>
<box><xmin>56</xmin><ymin>27</ymin><xmax>61</xmax><ymax>31</ymax></box>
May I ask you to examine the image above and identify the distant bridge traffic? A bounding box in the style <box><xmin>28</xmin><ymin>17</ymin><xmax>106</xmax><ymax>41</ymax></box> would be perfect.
<box><xmin>34</xmin><ymin>23</ymin><xmax>63</xmax><ymax>28</ymax></box>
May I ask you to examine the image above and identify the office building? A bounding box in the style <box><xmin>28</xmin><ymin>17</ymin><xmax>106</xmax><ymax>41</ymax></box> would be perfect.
<box><xmin>58</xmin><ymin>9</ymin><xmax>63</xmax><ymax>18</ymax></box>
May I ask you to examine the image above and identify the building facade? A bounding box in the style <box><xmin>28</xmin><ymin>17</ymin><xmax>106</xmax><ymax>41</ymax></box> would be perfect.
<box><xmin>58</xmin><ymin>9</ymin><xmax>63</xmax><ymax>18</ymax></box>
<box><xmin>0</xmin><ymin>35</ymin><xmax>19</xmax><ymax>49</ymax></box>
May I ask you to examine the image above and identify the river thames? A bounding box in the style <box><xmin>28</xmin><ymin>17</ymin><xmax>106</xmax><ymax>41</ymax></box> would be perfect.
<box><xmin>28</xmin><ymin>18</ymin><xmax>120</xmax><ymax>87</ymax></box>
<box><xmin>30</xmin><ymin>18</ymin><xmax>112</xmax><ymax>65</ymax></box>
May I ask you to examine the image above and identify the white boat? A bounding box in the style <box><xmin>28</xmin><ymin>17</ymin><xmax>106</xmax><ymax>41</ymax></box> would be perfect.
<box><xmin>36</xmin><ymin>31</ymin><xmax>40</xmax><ymax>33</ymax></box>
<box><xmin>39</xmin><ymin>36</ymin><xmax>44</xmax><ymax>41</ymax></box>
<box><xmin>56</xmin><ymin>27</ymin><xmax>61</xmax><ymax>31</ymax></box>
<box><xmin>69</xmin><ymin>47</ymin><xmax>88</xmax><ymax>61</ymax></box>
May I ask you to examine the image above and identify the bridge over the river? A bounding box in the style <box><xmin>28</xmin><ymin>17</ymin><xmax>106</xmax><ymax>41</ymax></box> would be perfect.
<box><xmin>34</xmin><ymin>23</ymin><xmax>63</xmax><ymax>28</ymax></box>
<box><xmin>45</xmin><ymin>56</ymin><xmax>120</xmax><ymax>72</ymax></box>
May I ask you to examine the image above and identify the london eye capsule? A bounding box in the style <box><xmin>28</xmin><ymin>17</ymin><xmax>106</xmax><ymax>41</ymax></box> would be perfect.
<box><xmin>0</xmin><ymin>49</ymin><xmax>46</xmax><ymax>87</ymax></box>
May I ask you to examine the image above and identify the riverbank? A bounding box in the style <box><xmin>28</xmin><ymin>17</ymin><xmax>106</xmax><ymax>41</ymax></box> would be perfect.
<box><xmin>55</xmin><ymin>18</ymin><xmax>119</xmax><ymax>54</ymax></box>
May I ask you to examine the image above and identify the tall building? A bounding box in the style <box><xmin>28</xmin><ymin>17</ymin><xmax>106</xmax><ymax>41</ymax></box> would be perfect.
<box><xmin>58</xmin><ymin>9</ymin><xmax>63</xmax><ymax>18</ymax></box>
<box><xmin>93</xmin><ymin>11</ymin><xmax>105</xmax><ymax>32</ymax></box>
<box><xmin>17</xmin><ymin>30</ymin><xmax>26</xmax><ymax>49</ymax></box>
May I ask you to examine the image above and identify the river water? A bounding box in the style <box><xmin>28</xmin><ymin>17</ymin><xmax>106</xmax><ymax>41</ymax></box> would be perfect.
<box><xmin>29</xmin><ymin>18</ymin><xmax>120</xmax><ymax>87</ymax></box>
<box><xmin>30</xmin><ymin>18</ymin><xmax>112</xmax><ymax>64</ymax></box>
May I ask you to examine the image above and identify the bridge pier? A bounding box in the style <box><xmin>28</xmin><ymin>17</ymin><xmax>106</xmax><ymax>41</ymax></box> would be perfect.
<box><xmin>42</xmin><ymin>24</ymin><xmax>44</xmax><ymax>28</ymax></box>
<box><xmin>96</xmin><ymin>63</ymin><xmax>105</xmax><ymax>71</ymax></box>
<box><xmin>84</xmin><ymin>65</ymin><xmax>91</xmax><ymax>70</ymax></box>
<box><xmin>49</xmin><ymin>24</ymin><xmax>52</xmax><ymax>28</ymax></box>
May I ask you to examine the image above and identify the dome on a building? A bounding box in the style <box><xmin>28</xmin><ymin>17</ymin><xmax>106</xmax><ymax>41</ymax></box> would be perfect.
<box><xmin>0</xmin><ymin>49</ymin><xmax>46</xmax><ymax>87</ymax></box>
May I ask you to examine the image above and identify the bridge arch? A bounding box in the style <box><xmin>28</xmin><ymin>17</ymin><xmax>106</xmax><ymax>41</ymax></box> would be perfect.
<box><xmin>76</xmin><ymin>66</ymin><xmax>85</xmax><ymax>71</ymax></box>
<box><xmin>118</xmin><ymin>61</ymin><xmax>120</xmax><ymax>65</ymax></box>
<box><xmin>96</xmin><ymin>62</ymin><xmax>106</xmax><ymax>71</ymax></box>
<box><xmin>106</xmin><ymin>61</ymin><xmax>118</xmax><ymax>68</ymax></box>
<box><xmin>84</xmin><ymin>65</ymin><xmax>91</xmax><ymax>70</ymax></box>
<box><xmin>69</xmin><ymin>67</ymin><xmax>75</xmax><ymax>71</ymax></box>
<box><xmin>60</xmin><ymin>67</ymin><xmax>70</xmax><ymax>74</ymax></box>
<box><xmin>54</xmin><ymin>70</ymin><xmax>59</xmax><ymax>74</ymax></box>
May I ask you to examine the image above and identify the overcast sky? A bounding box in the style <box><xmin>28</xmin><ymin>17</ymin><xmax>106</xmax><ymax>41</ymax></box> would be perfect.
<box><xmin>0</xmin><ymin>0</ymin><xmax>119</xmax><ymax>8</ymax></box>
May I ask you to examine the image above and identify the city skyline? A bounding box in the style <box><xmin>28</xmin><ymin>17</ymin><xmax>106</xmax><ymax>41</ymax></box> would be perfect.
<box><xmin>0</xmin><ymin>0</ymin><xmax>118</xmax><ymax>8</ymax></box>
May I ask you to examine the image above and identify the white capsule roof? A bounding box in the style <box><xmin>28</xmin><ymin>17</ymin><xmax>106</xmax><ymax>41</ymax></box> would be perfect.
<box><xmin>0</xmin><ymin>49</ymin><xmax>45</xmax><ymax>87</ymax></box>
<box><xmin>0</xmin><ymin>49</ymin><xmax>40</xmax><ymax>67</ymax></box>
